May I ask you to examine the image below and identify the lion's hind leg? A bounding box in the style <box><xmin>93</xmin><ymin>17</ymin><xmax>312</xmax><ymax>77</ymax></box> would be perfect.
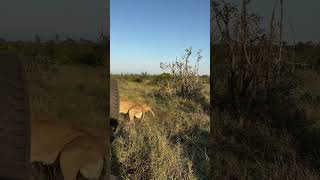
<box><xmin>59</xmin><ymin>136</ymin><xmax>104</xmax><ymax>180</ymax></box>
<box><xmin>128</xmin><ymin>110</ymin><xmax>135</xmax><ymax>122</ymax></box>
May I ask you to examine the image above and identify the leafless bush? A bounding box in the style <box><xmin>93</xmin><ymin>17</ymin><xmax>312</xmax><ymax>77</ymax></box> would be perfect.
<box><xmin>159</xmin><ymin>47</ymin><xmax>204</xmax><ymax>100</ymax></box>
<box><xmin>212</xmin><ymin>0</ymin><xmax>297</xmax><ymax>115</ymax></box>
<box><xmin>139</xmin><ymin>72</ymin><xmax>148</xmax><ymax>82</ymax></box>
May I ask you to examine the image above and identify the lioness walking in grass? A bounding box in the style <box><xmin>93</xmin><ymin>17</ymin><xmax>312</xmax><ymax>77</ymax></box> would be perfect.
<box><xmin>119</xmin><ymin>99</ymin><xmax>155</xmax><ymax>122</ymax></box>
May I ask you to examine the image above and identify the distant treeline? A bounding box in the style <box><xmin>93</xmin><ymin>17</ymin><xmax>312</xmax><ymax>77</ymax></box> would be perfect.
<box><xmin>212</xmin><ymin>41</ymin><xmax>320</xmax><ymax>68</ymax></box>
<box><xmin>111</xmin><ymin>72</ymin><xmax>210</xmax><ymax>84</ymax></box>
<box><xmin>0</xmin><ymin>36</ymin><xmax>110</xmax><ymax>67</ymax></box>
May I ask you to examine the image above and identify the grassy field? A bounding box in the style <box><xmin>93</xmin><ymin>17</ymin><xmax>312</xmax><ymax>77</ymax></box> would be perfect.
<box><xmin>21</xmin><ymin>57</ymin><xmax>108</xmax><ymax>179</ymax></box>
<box><xmin>21</xmin><ymin>53</ymin><xmax>210</xmax><ymax>179</ymax></box>
<box><xmin>4</xmin><ymin>30</ymin><xmax>319</xmax><ymax>179</ymax></box>
<box><xmin>23</xmin><ymin>60</ymin><xmax>108</xmax><ymax>129</ymax></box>
<box><xmin>111</xmin><ymin>74</ymin><xmax>210</xmax><ymax>179</ymax></box>
<box><xmin>210</xmin><ymin>74</ymin><xmax>320</xmax><ymax>180</ymax></box>
<box><xmin>2</xmin><ymin>39</ymin><xmax>211</xmax><ymax>179</ymax></box>
<box><xmin>210</xmin><ymin>1</ymin><xmax>320</xmax><ymax>178</ymax></box>
<box><xmin>210</xmin><ymin>44</ymin><xmax>320</xmax><ymax>179</ymax></box>
<box><xmin>1</xmin><ymin>38</ymin><xmax>108</xmax><ymax>129</ymax></box>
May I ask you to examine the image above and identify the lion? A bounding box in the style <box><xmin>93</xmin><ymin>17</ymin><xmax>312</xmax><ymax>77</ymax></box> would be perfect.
<box><xmin>141</xmin><ymin>104</ymin><xmax>155</xmax><ymax>119</ymax></box>
<box><xmin>31</xmin><ymin>118</ymin><xmax>111</xmax><ymax>180</ymax></box>
<box><xmin>127</xmin><ymin>103</ymin><xmax>145</xmax><ymax>122</ymax></box>
<box><xmin>119</xmin><ymin>99</ymin><xmax>155</xmax><ymax>122</ymax></box>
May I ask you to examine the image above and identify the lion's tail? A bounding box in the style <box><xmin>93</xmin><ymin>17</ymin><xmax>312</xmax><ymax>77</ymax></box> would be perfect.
<box><xmin>141</xmin><ymin>108</ymin><xmax>145</xmax><ymax>122</ymax></box>
<box><xmin>148</xmin><ymin>109</ymin><xmax>155</xmax><ymax>119</ymax></box>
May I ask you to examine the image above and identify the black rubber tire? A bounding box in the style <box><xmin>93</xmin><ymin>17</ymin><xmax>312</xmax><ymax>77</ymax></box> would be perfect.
<box><xmin>110</xmin><ymin>79</ymin><xmax>119</xmax><ymax>142</ymax></box>
<box><xmin>0</xmin><ymin>53</ymin><xmax>30</xmax><ymax>180</ymax></box>
<box><xmin>110</xmin><ymin>79</ymin><xmax>119</xmax><ymax>121</ymax></box>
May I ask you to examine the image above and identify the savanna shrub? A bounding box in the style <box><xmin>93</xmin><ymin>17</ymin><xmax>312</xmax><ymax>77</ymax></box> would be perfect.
<box><xmin>159</xmin><ymin>47</ymin><xmax>205</xmax><ymax>100</ymax></box>
<box><xmin>150</xmin><ymin>73</ymin><xmax>172</xmax><ymax>85</ymax></box>
<box><xmin>77</xmin><ymin>52</ymin><xmax>102</xmax><ymax>67</ymax></box>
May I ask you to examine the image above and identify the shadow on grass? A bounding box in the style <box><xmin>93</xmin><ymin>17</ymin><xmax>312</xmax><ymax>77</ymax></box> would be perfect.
<box><xmin>111</xmin><ymin>146</ymin><xmax>124</xmax><ymax>179</ymax></box>
<box><xmin>169</xmin><ymin>124</ymin><xmax>210</xmax><ymax>180</ymax></box>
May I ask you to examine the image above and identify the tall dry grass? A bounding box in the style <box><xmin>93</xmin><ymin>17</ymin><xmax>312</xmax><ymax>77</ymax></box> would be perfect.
<box><xmin>211</xmin><ymin>0</ymin><xmax>320</xmax><ymax>179</ymax></box>
<box><xmin>111</xmin><ymin>73</ymin><xmax>210</xmax><ymax>179</ymax></box>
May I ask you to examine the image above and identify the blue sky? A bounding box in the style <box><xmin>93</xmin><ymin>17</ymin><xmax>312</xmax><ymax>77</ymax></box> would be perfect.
<box><xmin>110</xmin><ymin>0</ymin><xmax>210</xmax><ymax>75</ymax></box>
<box><xmin>0</xmin><ymin>0</ymin><xmax>106</xmax><ymax>41</ymax></box>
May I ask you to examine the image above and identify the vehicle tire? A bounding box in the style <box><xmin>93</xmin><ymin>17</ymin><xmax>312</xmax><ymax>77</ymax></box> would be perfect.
<box><xmin>0</xmin><ymin>53</ymin><xmax>30</xmax><ymax>180</ymax></box>
<box><xmin>110</xmin><ymin>79</ymin><xmax>119</xmax><ymax>142</ymax></box>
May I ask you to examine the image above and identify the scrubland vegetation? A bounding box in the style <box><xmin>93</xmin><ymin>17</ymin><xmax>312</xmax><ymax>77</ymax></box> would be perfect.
<box><xmin>210</xmin><ymin>0</ymin><xmax>320</xmax><ymax>179</ymax></box>
<box><xmin>1</xmin><ymin>36</ymin><xmax>210</xmax><ymax>179</ymax></box>
<box><xmin>111</xmin><ymin>48</ymin><xmax>210</xmax><ymax>179</ymax></box>
<box><xmin>1</xmin><ymin>36</ymin><xmax>109</xmax><ymax>179</ymax></box>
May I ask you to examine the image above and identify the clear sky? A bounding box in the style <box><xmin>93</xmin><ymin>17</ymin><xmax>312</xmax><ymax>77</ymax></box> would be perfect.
<box><xmin>110</xmin><ymin>0</ymin><xmax>210</xmax><ymax>75</ymax></box>
<box><xmin>0</xmin><ymin>0</ymin><xmax>107</xmax><ymax>41</ymax></box>
<box><xmin>235</xmin><ymin>0</ymin><xmax>320</xmax><ymax>43</ymax></box>
<box><xmin>1</xmin><ymin>0</ymin><xmax>318</xmax><ymax>70</ymax></box>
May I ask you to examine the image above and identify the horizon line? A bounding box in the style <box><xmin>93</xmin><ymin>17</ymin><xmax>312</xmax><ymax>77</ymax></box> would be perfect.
<box><xmin>110</xmin><ymin>72</ymin><xmax>210</xmax><ymax>76</ymax></box>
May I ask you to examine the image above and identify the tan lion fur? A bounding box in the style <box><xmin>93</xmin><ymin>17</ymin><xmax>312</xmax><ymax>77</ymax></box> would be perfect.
<box><xmin>119</xmin><ymin>99</ymin><xmax>155</xmax><ymax>122</ymax></box>
<box><xmin>31</xmin><ymin>118</ymin><xmax>109</xmax><ymax>180</ymax></box>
